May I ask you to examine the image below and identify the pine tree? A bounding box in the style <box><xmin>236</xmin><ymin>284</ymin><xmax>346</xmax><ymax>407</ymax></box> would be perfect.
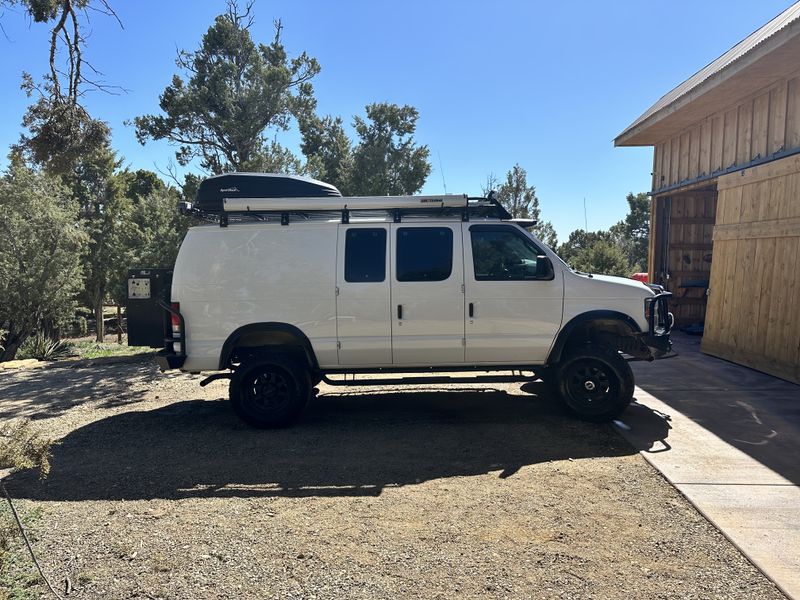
<box><xmin>496</xmin><ymin>164</ymin><xmax>558</xmax><ymax>247</ymax></box>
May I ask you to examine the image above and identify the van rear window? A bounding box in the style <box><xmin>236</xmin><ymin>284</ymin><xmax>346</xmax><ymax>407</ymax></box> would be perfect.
<box><xmin>345</xmin><ymin>228</ymin><xmax>387</xmax><ymax>282</ymax></box>
<box><xmin>396</xmin><ymin>227</ymin><xmax>453</xmax><ymax>282</ymax></box>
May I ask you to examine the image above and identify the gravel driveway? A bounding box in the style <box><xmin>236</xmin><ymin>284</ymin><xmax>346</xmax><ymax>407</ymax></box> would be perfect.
<box><xmin>0</xmin><ymin>358</ymin><xmax>786</xmax><ymax>599</ymax></box>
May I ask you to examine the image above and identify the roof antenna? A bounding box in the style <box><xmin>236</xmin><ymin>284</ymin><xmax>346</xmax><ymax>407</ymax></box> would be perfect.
<box><xmin>437</xmin><ymin>151</ymin><xmax>448</xmax><ymax>194</ymax></box>
<box><xmin>583</xmin><ymin>197</ymin><xmax>588</xmax><ymax>230</ymax></box>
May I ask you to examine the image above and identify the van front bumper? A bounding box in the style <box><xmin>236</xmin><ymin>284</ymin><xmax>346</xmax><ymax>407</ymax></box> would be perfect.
<box><xmin>643</xmin><ymin>332</ymin><xmax>673</xmax><ymax>358</ymax></box>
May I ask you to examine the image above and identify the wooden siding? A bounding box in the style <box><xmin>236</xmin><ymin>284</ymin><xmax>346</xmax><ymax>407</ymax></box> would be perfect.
<box><xmin>702</xmin><ymin>154</ymin><xmax>800</xmax><ymax>384</ymax></box>
<box><xmin>651</xmin><ymin>74</ymin><xmax>800</xmax><ymax>193</ymax></box>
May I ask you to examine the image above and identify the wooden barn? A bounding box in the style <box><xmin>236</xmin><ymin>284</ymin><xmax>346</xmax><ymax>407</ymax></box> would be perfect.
<box><xmin>615</xmin><ymin>2</ymin><xmax>800</xmax><ymax>384</ymax></box>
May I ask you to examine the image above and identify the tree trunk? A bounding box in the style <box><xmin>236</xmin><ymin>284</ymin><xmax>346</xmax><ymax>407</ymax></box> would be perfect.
<box><xmin>95</xmin><ymin>299</ymin><xmax>105</xmax><ymax>342</ymax></box>
<box><xmin>0</xmin><ymin>331</ymin><xmax>25</xmax><ymax>362</ymax></box>
<box><xmin>42</xmin><ymin>318</ymin><xmax>61</xmax><ymax>342</ymax></box>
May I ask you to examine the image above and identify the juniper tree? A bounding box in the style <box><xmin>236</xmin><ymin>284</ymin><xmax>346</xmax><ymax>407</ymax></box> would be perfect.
<box><xmin>496</xmin><ymin>164</ymin><xmax>557</xmax><ymax>247</ymax></box>
<box><xmin>134</xmin><ymin>1</ymin><xmax>319</xmax><ymax>174</ymax></box>
<box><xmin>0</xmin><ymin>165</ymin><xmax>87</xmax><ymax>360</ymax></box>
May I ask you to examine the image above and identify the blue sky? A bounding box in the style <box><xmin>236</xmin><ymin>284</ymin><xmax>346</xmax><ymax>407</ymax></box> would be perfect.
<box><xmin>0</xmin><ymin>0</ymin><xmax>794</xmax><ymax>239</ymax></box>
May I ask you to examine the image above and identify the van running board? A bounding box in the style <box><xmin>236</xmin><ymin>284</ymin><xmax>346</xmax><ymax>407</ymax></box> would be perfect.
<box><xmin>321</xmin><ymin>372</ymin><xmax>540</xmax><ymax>387</ymax></box>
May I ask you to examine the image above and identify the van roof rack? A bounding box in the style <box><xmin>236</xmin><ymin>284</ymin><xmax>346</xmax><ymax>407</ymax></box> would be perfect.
<box><xmin>182</xmin><ymin>173</ymin><xmax>512</xmax><ymax>226</ymax></box>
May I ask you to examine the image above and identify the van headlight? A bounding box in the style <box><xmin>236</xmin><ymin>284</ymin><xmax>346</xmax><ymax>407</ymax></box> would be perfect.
<box><xmin>644</xmin><ymin>297</ymin><xmax>666</xmax><ymax>335</ymax></box>
<box><xmin>644</xmin><ymin>297</ymin><xmax>653</xmax><ymax>322</ymax></box>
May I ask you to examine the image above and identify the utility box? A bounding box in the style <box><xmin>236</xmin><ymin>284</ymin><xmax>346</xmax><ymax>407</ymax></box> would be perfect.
<box><xmin>126</xmin><ymin>268</ymin><xmax>172</xmax><ymax>347</ymax></box>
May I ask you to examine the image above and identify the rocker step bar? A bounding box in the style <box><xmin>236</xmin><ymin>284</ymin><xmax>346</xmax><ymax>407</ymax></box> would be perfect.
<box><xmin>321</xmin><ymin>371</ymin><xmax>540</xmax><ymax>387</ymax></box>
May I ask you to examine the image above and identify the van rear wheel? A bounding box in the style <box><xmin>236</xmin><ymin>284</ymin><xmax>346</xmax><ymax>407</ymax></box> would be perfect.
<box><xmin>555</xmin><ymin>346</ymin><xmax>634</xmax><ymax>422</ymax></box>
<box><xmin>230</xmin><ymin>356</ymin><xmax>311</xmax><ymax>428</ymax></box>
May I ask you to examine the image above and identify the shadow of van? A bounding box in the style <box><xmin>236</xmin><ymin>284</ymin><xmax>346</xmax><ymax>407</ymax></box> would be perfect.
<box><xmin>5</xmin><ymin>385</ymin><xmax>671</xmax><ymax>501</ymax></box>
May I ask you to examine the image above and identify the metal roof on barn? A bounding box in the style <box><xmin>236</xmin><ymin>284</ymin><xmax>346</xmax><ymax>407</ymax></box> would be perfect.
<box><xmin>616</xmin><ymin>2</ymin><xmax>800</xmax><ymax>146</ymax></box>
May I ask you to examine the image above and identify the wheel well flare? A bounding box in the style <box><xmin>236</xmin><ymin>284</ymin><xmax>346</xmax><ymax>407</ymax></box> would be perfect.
<box><xmin>219</xmin><ymin>323</ymin><xmax>318</xmax><ymax>370</ymax></box>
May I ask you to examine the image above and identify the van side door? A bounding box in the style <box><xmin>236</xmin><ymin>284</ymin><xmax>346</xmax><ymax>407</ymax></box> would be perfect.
<box><xmin>463</xmin><ymin>223</ymin><xmax>563</xmax><ymax>364</ymax></box>
<box><xmin>390</xmin><ymin>223</ymin><xmax>465</xmax><ymax>365</ymax></box>
<box><xmin>335</xmin><ymin>224</ymin><xmax>392</xmax><ymax>365</ymax></box>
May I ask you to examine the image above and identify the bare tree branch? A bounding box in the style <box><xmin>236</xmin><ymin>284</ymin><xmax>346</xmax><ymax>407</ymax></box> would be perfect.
<box><xmin>30</xmin><ymin>0</ymin><xmax>126</xmax><ymax>105</ymax></box>
<box><xmin>85</xmin><ymin>0</ymin><xmax>123</xmax><ymax>29</ymax></box>
<box><xmin>0</xmin><ymin>9</ymin><xmax>13</xmax><ymax>42</ymax></box>
<box><xmin>48</xmin><ymin>2</ymin><xmax>71</xmax><ymax>97</ymax></box>
<box><xmin>69</xmin><ymin>3</ymin><xmax>81</xmax><ymax>102</ymax></box>
<box><xmin>154</xmin><ymin>159</ymin><xmax>184</xmax><ymax>189</ymax></box>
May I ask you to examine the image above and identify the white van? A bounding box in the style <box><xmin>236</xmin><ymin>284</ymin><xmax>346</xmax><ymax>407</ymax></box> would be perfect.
<box><xmin>127</xmin><ymin>173</ymin><xmax>673</xmax><ymax>428</ymax></box>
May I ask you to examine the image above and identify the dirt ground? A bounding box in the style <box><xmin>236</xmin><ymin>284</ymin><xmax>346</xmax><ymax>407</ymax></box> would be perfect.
<box><xmin>0</xmin><ymin>357</ymin><xmax>786</xmax><ymax>600</ymax></box>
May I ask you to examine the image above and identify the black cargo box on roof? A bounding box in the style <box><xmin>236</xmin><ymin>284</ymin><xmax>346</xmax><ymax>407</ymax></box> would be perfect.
<box><xmin>194</xmin><ymin>173</ymin><xmax>342</xmax><ymax>213</ymax></box>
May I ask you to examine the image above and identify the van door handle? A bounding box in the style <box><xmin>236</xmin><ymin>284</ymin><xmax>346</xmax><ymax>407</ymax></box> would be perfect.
<box><xmin>397</xmin><ymin>304</ymin><xmax>403</xmax><ymax>319</ymax></box>
<box><xmin>468</xmin><ymin>302</ymin><xmax>474</xmax><ymax>318</ymax></box>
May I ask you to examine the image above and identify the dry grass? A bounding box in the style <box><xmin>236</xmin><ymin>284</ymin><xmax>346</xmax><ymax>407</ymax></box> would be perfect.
<box><xmin>0</xmin><ymin>503</ymin><xmax>43</xmax><ymax>600</ymax></box>
<box><xmin>0</xmin><ymin>420</ymin><xmax>53</xmax><ymax>479</ymax></box>
<box><xmin>0</xmin><ymin>420</ymin><xmax>51</xmax><ymax>599</ymax></box>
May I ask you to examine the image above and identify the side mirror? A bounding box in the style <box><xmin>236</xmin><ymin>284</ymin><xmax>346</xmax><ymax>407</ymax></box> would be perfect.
<box><xmin>536</xmin><ymin>256</ymin><xmax>554</xmax><ymax>280</ymax></box>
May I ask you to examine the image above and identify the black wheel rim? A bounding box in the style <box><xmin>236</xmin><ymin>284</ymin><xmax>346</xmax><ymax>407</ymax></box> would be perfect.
<box><xmin>243</xmin><ymin>368</ymin><xmax>292</xmax><ymax>413</ymax></box>
<box><xmin>564</xmin><ymin>358</ymin><xmax>617</xmax><ymax>414</ymax></box>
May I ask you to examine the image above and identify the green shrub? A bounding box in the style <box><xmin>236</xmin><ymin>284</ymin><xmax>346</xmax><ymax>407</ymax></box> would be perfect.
<box><xmin>0</xmin><ymin>165</ymin><xmax>87</xmax><ymax>364</ymax></box>
<box><xmin>75</xmin><ymin>316</ymin><xmax>88</xmax><ymax>337</ymax></box>
<box><xmin>16</xmin><ymin>333</ymin><xmax>73</xmax><ymax>361</ymax></box>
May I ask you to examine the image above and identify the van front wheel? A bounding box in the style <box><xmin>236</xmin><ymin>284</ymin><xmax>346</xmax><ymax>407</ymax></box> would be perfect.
<box><xmin>229</xmin><ymin>356</ymin><xmax>311</xmax><ymax>428</ymax></box>
<box><xmin>556</xmin><ymin>346</ymin><xmax>634</xmax><ymax>422</ymax></box>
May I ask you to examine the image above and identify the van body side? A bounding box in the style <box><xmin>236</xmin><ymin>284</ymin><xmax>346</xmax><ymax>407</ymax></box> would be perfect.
<box><xmin>173</xmin><ymin>222</ymin><xmax>339</xmax><ymax>372</ymax></box>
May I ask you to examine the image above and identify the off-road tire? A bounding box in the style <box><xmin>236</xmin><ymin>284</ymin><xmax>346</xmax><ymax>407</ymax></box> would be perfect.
<box><xmin>534</xmin><ymin>366</ymin><xmax>556</xmax><ymax>394</ymax></box>
<box><xmin>229</xmin><ymin>355</ymin><xmax>311</xmax><ymax>428</ymax></box>
<box><xmin>555</xmin><ymin>345</ymin><xmax>634</xmax><ymax>422</ymax></box>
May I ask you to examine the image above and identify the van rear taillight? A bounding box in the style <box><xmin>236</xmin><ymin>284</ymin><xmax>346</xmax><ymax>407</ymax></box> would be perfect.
<box><xmin>171</xmin><ymin>302</ymin><xmax>181</xmax><ymax>335</ymax></box>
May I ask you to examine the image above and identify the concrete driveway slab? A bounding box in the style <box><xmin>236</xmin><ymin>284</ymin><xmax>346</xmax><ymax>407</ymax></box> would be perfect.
<box><xmin>619</xmin><ymin>333</ymin><xmax>800</xmax><ymax>599</ymax></box>
<box><xmin>677</xmin><ymin>484</ymin><xmax>800</xmax><ymax>530</ymax></box>
<box><xmin>621</xmin><ymin>395</ymin><xmax>792</xmax><ymax>485</ymax></box>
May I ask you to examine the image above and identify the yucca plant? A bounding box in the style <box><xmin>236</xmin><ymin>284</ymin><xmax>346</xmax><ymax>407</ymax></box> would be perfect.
<box><xmin>16</xmin><ymin>332</ymin><xmax>73</xmax><ymax>361</ymax></box>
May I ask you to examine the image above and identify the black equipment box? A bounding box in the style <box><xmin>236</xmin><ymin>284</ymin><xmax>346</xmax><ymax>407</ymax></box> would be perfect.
<box><xmin>126</xmin><ymin>268</ymin><xmax>173</xmax><ymax>347</ymax></box>
<box><xmin>194</xmin><ymin>173</ymin><xmax>342</xmax><ymax>213</ymax></box>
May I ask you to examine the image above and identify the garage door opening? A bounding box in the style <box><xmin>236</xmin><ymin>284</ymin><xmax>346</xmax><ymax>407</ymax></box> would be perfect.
<box><xmin>651</xmin><ymin>185</ymin><xmax>718</xmax><ymax>331</ymax></box>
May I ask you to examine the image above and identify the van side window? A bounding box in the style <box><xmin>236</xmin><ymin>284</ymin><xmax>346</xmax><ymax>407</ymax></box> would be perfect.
<box><xmin>345</xmin><ymin>228</ymin><xmax>387</xmax><ymax>282</ymax></box>
<box><xmin>396</xmin><ymin>227</ymin><xmax>453</xmax><ymax>282</ymax></box>
<box><xmin>470</xmin><ymin>226</ymin><xmax>544</xmax><ymax>280</ymax></box>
